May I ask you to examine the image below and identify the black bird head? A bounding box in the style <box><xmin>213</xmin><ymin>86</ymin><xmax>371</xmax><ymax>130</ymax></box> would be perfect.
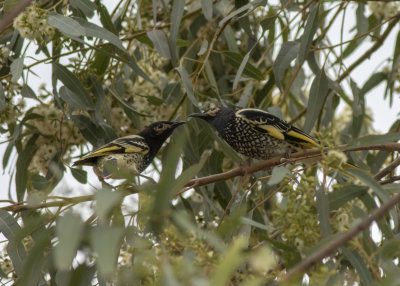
<box><xmin>189</xmin><ymin>106</ymin><xmax>234</xmax><ymax>130</ymax></box>
<box><xmin>139</xmin><ymin>120</ymin><xmax>185</xmax><ymax>141</ymax></box>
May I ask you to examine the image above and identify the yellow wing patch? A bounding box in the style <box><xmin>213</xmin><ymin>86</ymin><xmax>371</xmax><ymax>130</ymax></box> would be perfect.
<box><xmin>286</xmin><ymin>130</ymin><xmax>318</xmax><ymax>147</ymax></box>
<box><xmin>258</xmin><ymin>125</ymin><xmax>285</xmax><ymax>140</ymax></box>
<box><xmin>92</xmin><ymin>145</ymin><xmax>122</xmax><ymax>155</ymax></box>
<box><xmin>125</xmin><ymin>146</ymin><xmax>149</xmax><ymax>155</ymax></box>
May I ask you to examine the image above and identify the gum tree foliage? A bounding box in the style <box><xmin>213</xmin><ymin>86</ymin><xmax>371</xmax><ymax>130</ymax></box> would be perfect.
<box><xmin>0</xmin><ymin>0</ymin><xmax>400</xmax><ymax>285</ymax></box>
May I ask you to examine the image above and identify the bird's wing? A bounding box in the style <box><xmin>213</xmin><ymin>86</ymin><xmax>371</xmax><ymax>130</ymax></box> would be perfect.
<box><xmin>236</xmin><ymin>109</ymin><xmax>318</xmax><ymax>147</ymax></box>
<box><xmin>73</xmin><ymin>135</ymin><xmax>149</xmax><ymax>166</ymax></box>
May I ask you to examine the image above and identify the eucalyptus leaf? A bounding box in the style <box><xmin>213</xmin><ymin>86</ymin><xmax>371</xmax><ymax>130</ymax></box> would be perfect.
<box><xmin>273</xmin><ymin>41</ymin><xmax>300</xmax><ymax>91</ymax></box>
<box><xmin>201</xmin><ymin>0</ymin><xmax>213</xmax><ymax>21</ymax></box>
<box><xmin>47</xmin><ymin>12</ymin><xmax>85</xmax><ymax>37</ymax></box>
<box><xmin>176</xmin><ymin>66</ymin><xmax>198</xmax><ymax>105</ymax></box>
<box><xmin>55</xmin><ymin>213</ymin><xmax>85</xmax><ymax>270</ymax></box>
<box><xmin>147</xmin><ymin>30</ymin><xmax>171</xmax><ymax>59</ymax></box>
<box><xmin>10</xmin><ymin>57</ymin><xmax>23</xmax><ymax>82</ymax></box>
<box><xmin>304</xmin><ymin>69</ymin><xmax>328</xmax><ymax>133</ymax></box>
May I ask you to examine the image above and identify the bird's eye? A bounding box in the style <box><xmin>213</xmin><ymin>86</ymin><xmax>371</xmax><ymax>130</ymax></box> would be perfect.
<box><xmin>158</xmin><ymin>123</ymin><xmax>164</xmax><ymax>129</ymax></box>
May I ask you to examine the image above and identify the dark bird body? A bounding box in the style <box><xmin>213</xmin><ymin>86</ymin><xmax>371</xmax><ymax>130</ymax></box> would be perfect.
<box><xmin>73</xmin><ymin>121</ymin><xmax>184</xmax><ymax>180</ymax></box>
<box><xmin>190</xmin><ymin>107</ymin><xmax>317</xmax><ymax>160</ymax></box>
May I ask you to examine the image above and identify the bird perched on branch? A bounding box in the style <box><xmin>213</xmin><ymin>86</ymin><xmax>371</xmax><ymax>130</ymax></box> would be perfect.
<box><xmin>189</xmin><ymin>106</ymin><xmax>318</xmax><ymax>160</ymax></box>
<box><xmin>73</xmin><ymin>121</ymin><xmax>185</xmax><ymax>181</ymax></box>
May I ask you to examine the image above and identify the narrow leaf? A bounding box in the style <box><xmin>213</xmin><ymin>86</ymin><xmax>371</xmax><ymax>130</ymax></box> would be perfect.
<box><xmin>169</xmin><ymin>0</ymin><xmax>184</xmax><ymax>64</ymax></box>
<box><xmin>16</xmin><ymin>145</ymin><xmax>36</xmax><ymax>201</ymax></box>
<box><xmin>96</xmin><ymin>188</ymin><xmax>123</xmax><ymax>222</ymax></box>
<box><xmin>147</xmin><ymin>30</ymin><xmax>171</xmax><ymax>59</ymax></box>
<box><xmin>297</xmin><ymin>2</ymin><xmax>319</xmax><ymax>65</ymax></box>
<box><xmin>346</xmin><ymin>132</ymin><xmax>400</xmax><ymax>148</ymax></box>
<box><xmin>273</xmin><ymin>41</ymin><xmax>300</xmax><ymax>91</ymax></box>
<box><xmin>176</xmin><ymin>66</ymin><xmax>198</xmax><ymax>105</ymax></box>
<box><xmin>10</xmin><ymin>57</ymin><xmax>23</xmax><ymax>82</ymax></box>
<box><xmin>0</xmin><ymin>210</ymin><xmax>27</xmax><ymax>276</ymax></box>
<box><xmin>90</xmin><ymin>226</ymin><xmax>124</xmax><ymax>278</ymax></box>
<box><xmin>54</xmin><ymin>63</ymin><xmax>94</xmax><ymax>109</ymax></box>
<box><xmin>47</xmin><ymin>12</ymin><xmax>85</xmax><ymax>37</ymax></box>
<box><xmin>70</xmin><ymin>168</ymin><xmax>87</xmax><ymax>184</ymax></box>
<box><xmin>223</xmin><ymin>51</ymin><xmax>264</xmax><ymax>80</ymax></box>
<box><xmin>342</xmin><ymin>247</ymin><xmax>373</xmax><ymax>286</ymax></box>
<box><xmin>233</xmin><ymin>52</ymin><xmax>250</xmax><ymax>90</ymax></box>
<box><xmin>268</xmin><ymin>166</ymin><xmax>289</xmax><ymax>185</ymax></box>
<box><xmin>21</xmin><ymin>85</ymin><xmax>37</xmax><ymax>100</ymax></box>
<box><xmin>59</xmin><ymin>86</ymin><xmax>94</xmax><ymax>110</ymax></box>
<box><xmin>304</xmin><ymin>70</ymin><xmax>329</xmax><ymax>133</ymax></box>
<box><xmin>55</xmin><ymin>213</ymin><xmax>85</xmax><ymax>270</ymax></box>
<box><xmin>201</xmin><ymin>0</ymin><xmax>213</xmax><ymax>21</ymax></box>
<box><xmin>70</xmin><ymin>0</ymin><xmax>96</xmax><ymax>18</ymax></box>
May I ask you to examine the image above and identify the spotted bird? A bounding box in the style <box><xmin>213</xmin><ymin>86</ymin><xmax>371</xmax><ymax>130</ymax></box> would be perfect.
<box><xmin>73</xmin><ymin>121</ymin><xmax>185</xmax><ymax>181</ymax></box>
<box><xmin>189</xmin><ymin>106</ymin><xmax>317</xmax><ymax>160</ymax></box>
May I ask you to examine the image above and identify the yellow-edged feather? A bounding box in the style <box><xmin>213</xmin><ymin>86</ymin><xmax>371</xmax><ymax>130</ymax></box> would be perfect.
<box><xmin>258</xmin><ymin>125</ymin><xmax>285</xmax><ymax>140</ymax></box>
<box><xmin>286</xmin><ymin>130</ymin><xmax>318</xmax><ymax>147</ymax></box>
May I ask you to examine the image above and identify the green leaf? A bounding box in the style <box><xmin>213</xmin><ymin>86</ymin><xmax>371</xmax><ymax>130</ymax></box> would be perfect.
<box><xmin>10</xmin><ymin>57</ymin><xmax>23</xmax><ymax>82</ymax></box>
<box><xmin>381</xmin><ymin>239</ymin><xmax>400</xmax><ymax>260</ymax></box>
<box><xmin>70</xmin><ymin>0</ymin><xmax>96</xmax><ymax>18</ymax></box>
<box><xmin>328</xmin><ymin>185</ymin><xmax>368</xmax><ymax>210</ymax></box>
<box><xmin>90</xmin><ymin>226</ymin><xmax>124</xmax><ymax>278</ymax></box>
<box><xmin>70</xmin><ymin>168</ymin><xmax>87</xmax><ymax>184</ymax></box>
<box><xmin>356</xmin><ymin>3</ymin><xmax>368</xmax><ymax>36</ymax></box>
<box><xmin>169</xmin><ymin>0</ymin><xmax>184</xmax><ymax>64</ymax></box>
<box><xmin>350</xmin><ymin>80</ymin><xmax>364</xmax><ymax>138</ymax></box>
<box><xmin>16</xmin><ymin>144</ymin><xmax>36</xmax><ymax>201</ymax></box>
<box><xmin>304</xmin><ymin>69</ymin><xmax>328</xmax><ymax>133</ymax></box>
<box><xmin>98</xmin><ymin>4</ymin><xmax>118</xmax><ymax>34</ymax></box>
<box><xmin>54</xmin><ymin>63</ymin><xmax>94</xmax><ymax>109</ymax></box>
<box><xmin>74</xmin><ymin>18</ymin><xmax>125</xmax><ymax>51</ymax></box>
<box><xmin>147</xmin><ymin>30</ymin><xmax>171</xmax><ymax>59</ymax></box>
<box><xmin>297</xmin><ymin>2</ymin><xmax>319</xmax><ymax>65</ymax></box>
<box><xmin>201</xmin><ymin>0</ymin><xmax>213</xmax><ymax>21</ymax></box>
<box><xmin>342</xmin><ymin>247</ymin><xmax>373</xmax><ymax>286</ymax></box>
<box><xmin>273</xmin><ymin>41</ymin><xmax>300</xmax><ymax>91</ymax></box>
<box><xmin>59</xmin><ymin>86</ymin><xmax>94</xmax><ymax>110</ymax></box>
<box><xmin>0</xmin><ymin>210</ymin><xmax>27</xmax><ymax>276</ymax></box>
<box><xmin>260</xmin><ymin>15</ymin><xmax>277</xmax><ymax>31</ymax></box>
<box><xmin>55</xmin><ymin>213</ymin><xmax>85</xmax><ymax>271</ymax></box>
<box><xmin>232</xmin><ymin>51</ymin><xmax>250</xmax><ymax>90</ymax></box>
<box><xmin>31</xmin><ymin>174</ymin><xmax>50</xmax><ymax>191</ymax></box>
<box><xmin>315</xmin><ymin>183</ymin><xmax>332</xmax><ymax>237</ymax></box>
<box><xmin>0</xmin><ymin>84</ymin><xmax>6</xmax><ymax>112</ymax></box>
<box><xmin>210</xmin><ymin>237</ymin><xmax>247</xmax><ymax>285</ymax></box>
<box><xmin>96</xmin><ymin>188</ymin><xmax>123</xmax><ymax>222</ymax></box>
<box><xmin>176</xmin><ymin>66</ymin><xmax>198</xmax><ymax>105</ymax></box>
<box><xmin>360</xmin><ymin>72</ymin><xmax>387</xmax><ymax>95</ymax></box>
<box><xmin>198</xmin><ymin>40</ymin><xmax>208</xmax><ymax>56</ymax></box>
<box><xmin>47</xmin><ymin>12</ymin><xmax>85</xmax><ymax>37</ymax></box>
<box><xmin>346</xmin><ymin>132</ymin><xmax>400</xmax><ymax>148</ymax></box>
<box><xmin>268</xmin><ymin>166</ymin><xmax>289</xmax><ymax>185</ymax></box>
<box><xmin>223</xmin><ymin>51</ymin><xmax>264</xmax><ymax>80</ymax></box>
<box><xmin>348</xmin><ymin>168</ymin><xmax>398</xmax><ymax>229</ymax></box>
<box><xmin>91</xmin><ymin>44</ymin><xmax>113</xmax><ymax>76</ymax></box>
<box><xmin>21</xmin><ymin>84</ymin><xmax>37</xmax><ymax>100</ymax></box>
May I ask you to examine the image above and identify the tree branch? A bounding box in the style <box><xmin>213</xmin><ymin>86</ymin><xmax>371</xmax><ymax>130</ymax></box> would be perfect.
<box><xmin>374</xmin><ymin>157</ymin><xmax>400</xmax><ymax>180</ymax></box>
<box><xmin>282</xmin><ymin>190</ymin><xmax>400</xmax><ymax>282</ymax></box>
<box><xmin>0</xmin><ymin>0</ymin><xmax>34</xmax><ymax>33</ymax></box>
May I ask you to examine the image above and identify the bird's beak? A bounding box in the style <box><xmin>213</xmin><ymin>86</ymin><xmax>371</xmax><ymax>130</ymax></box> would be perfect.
<box><xmin>188</xmin><ymin>112</ymin><xmax>207</xmax><ymax>119</ymax></box>
<box><xmin>171</xmin><ymin>120</ymin><xmax>185</xmax><ymax>128</ymax></box>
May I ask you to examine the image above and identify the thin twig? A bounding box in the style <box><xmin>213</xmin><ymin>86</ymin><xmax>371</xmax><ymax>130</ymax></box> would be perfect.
<box><xmin>374</xmin><ymin>157</ymin><xmax>400</xmax><ymax>180</ymax></box>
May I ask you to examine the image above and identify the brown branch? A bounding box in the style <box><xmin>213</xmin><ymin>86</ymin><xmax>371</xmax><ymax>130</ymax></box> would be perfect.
<box><xmin>283</xmin><ymin>190</ymin><xmax>400</xmax><ymax>282</ymax></box>
<box><xmin>182</xmin><ymin>143</ymin><xmax>400</xmax><ymax>191</ymax></box>
<box><xmin>379</xmin><ymin>175</ymin><xmax>400</xmax><ymax>185</ymax></box>
<box><xmin>374</xmin><ymin>157</ymin><xmax>400</xmax><ymax>180</ymax></box>
<box><xmin>0</xmin><ymin>0</ymin><xmax>34</xmax><ymax>33</ymax></box>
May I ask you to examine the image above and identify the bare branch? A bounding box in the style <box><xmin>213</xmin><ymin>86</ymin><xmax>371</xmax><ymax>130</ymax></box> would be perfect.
<box><xmin>374</xmin><ymin>157</ymin><xmax>400</xmax><ymax>180</ymax></box>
